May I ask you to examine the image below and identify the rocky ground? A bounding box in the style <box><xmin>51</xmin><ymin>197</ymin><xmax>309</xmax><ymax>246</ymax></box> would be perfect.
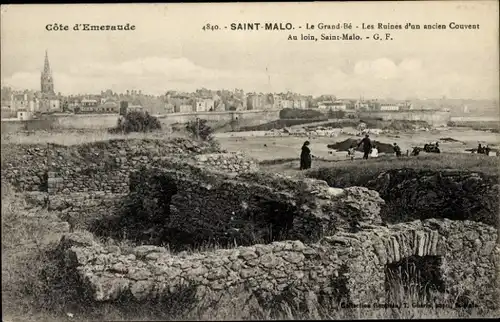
<box><xmin>2</xmin><ymin>135</ymin><xmax>500</xmax><ymax>321</ymax></box>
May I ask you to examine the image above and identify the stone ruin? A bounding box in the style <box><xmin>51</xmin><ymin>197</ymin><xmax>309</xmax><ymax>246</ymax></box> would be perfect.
<box><xmin>58</xmin><ymin>218</ymin><xmax>497</xmax><ymax>308</ymax></box>
<box><xmin>2</xmin><ymin>137</ymin><xmax>499</xmax><ymax>313</ymax></box>
<box><xmin>91</xmin><ymin>163</ymin><xmax>385</xmax><ymax>248</ymax></box>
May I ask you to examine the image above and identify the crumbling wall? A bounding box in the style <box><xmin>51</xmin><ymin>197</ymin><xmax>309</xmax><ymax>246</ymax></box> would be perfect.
<box><xmin>1</xmin><ymin>144</ymin><xmax>48</xmax><ymax>191</ymax></box>
<box><xmin>366</xmin><ymin>169</ymin><xmax>500</xmax><ymax>227</ymax></box>
<box><xmin>194</xmin><ymin>152</ymin><xmax>259</xmax><ymax>173</ymax></box>
<box><xmin>22</xmin><ymin>190</ymin><xmax>126</xmax><ymax>232</ymax></box>
<box><xmin>57</xmin><ymin>219</ymin><xmax>497</xmax><ymax>308</ymax></box>
<box><xmin>108</xmin><ymin>164</ymin><xmax>384</xmax><ymax>247</ymax></box>
<box><xmin>2</xmin><ymin>138</ymin><xmax>258</xmax><ymax>195</ymax></box>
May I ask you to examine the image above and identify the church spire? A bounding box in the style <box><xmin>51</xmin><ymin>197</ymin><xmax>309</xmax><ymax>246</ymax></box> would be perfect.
<box><xmin>43</xmin><ymin>50</ymin><xmax>51</xmax><ymax>74</ymax></box>
<box><xmin>41</xmin><ymin>50</ymin><xmax>54</xmax><ymax>95</ymax></box>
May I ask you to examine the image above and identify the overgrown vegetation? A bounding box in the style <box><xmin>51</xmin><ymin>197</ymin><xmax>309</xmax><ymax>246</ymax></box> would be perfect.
<box><xmin>359</xmin><ymin>118</ymin><xmax>430</xmax><ymax>131</ymax></box>
<box><xmin>238</xmin><ymin>119</ymin><xmax>327</xmax><ymax>132</ymax></box>
<box><xmin>327</xmin><ymin>109</ymin><xmax>346</xmax><ymax>119</ymax></box>
<box><xmin>279</xmin><ymin>108</ymin><xmax>326</xmax><ymax>120</ymax></box>
<box><xmin>2</xmin><ymin>136</ymin><xmax>499</xmax><ymax>320</ymax></box>
<box><xmin>2</xmin><ymin>172</ymin><xmax>500</xmax><ymax>320</ymax></box>
<box><xmin>185</xmin><ymin>118</ymin><xmax>215</xmax><ymax>141</ymax></box>
<box><xmin>109</xmin><ymin>111</ymin><xmax>162</xmax><ymax>134</ymax></box>
<box><xmin>306</xmin><ymin>153</ymin><xmax>498</xmax><ymax>188</ymax></box>
<box><xmin>1</xmin><ymin>182</ymin><xmax>84</xmax><ymax>322</ymax></box>
<box><xmin>448</xmin><ymin>120</ymin><xmax>500</xmax><ymax>133</ymax></box>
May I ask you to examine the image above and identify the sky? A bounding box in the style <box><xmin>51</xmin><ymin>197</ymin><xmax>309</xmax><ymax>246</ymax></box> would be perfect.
<box><xmin>1</xmin><ymin>2</ymin><xmax>498</xmax><ymax>100</ymax></box>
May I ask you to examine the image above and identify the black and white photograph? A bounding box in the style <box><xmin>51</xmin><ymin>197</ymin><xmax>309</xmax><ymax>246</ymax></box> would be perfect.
<box><xmin>1</xmin><ymin>2</ymin><xmax>499</xmax><ymax>320</ymax></box>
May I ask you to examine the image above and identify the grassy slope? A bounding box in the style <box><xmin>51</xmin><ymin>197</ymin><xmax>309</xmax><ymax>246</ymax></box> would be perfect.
<box><xmin>306</xmin><ymin>153</ymin><xmax>499</xmax><ymax>188</ymax></box>
<box><xmin>262</xmin><ymin>153</ymin><xmax>499</xmax><ymax>187</ymax></box>
<box><xmin>2</xmin><ymin>151</ymin><xmax>500</xmax><ymax>320</ymax></box>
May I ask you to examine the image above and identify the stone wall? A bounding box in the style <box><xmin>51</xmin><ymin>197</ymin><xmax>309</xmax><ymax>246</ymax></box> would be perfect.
<box><xmin>110</xmin><ymin>165</ymin><xmax>384</xmax><ymax>248</ymax></box>
<box><xmin>2</xmin><ymin>138</ymin><xmax>258</xmax><ymax>195</ymax></box>
<box><xmin>366</xmin><ymin>169</ymin><xmax>500</xmax><ymax>227</ymax></box>
<box><xmin>193</xmin><ymin>152</ymin><xmax>259</xmax><ymax>173</ymax></box>
<box><xmin>57</xmin><ymin>219</ymin><xmax>497</xmax><ymax>308</ymax></box>
<box><xmin>155</xmin><ymin>109</ymin><xmax>281</xmax><ymax>127</ymax></box>
<box><xmin>359</xmin><ymin>110</ymin><xmax>451</xmax><ymax>127</ymax></box>
<box><xmin>6</xmin><ymin>137</ymin><xmax>499</xmax><ymax>310</ymax></box>
<box><xmin>2</xmin><ymin>144</ymin><xmax>49</xmax><ymax>191</ymax></box>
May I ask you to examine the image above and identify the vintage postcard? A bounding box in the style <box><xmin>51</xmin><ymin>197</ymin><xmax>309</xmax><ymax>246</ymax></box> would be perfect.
<box><xmin>1</xmin><ymin>2</ymin><xmax>499</xmax><ymax>321</ymax></box>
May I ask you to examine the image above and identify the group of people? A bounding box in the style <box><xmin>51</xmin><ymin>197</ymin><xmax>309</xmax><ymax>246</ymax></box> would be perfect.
<box><xmin>299</xmin><ymin>136</ymin><xmax>497</xmax><ymax>171</ymax></box>
<box><xmin>299</xmin><ymin>134</ymin><xmax>404</xmax><ymax>170</ymax></box>
<box><xmin>476</xmin><ymin>144</ymin><xmax>491</xmax><ymax>155</ymax></box>
<box><xmin>355</xmin><ymin>134</ymin><xmax>401</xmax><ymax>159</ymax></box>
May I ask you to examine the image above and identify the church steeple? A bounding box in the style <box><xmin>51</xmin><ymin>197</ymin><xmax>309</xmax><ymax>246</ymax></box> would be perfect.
<box><xmin>41</xmin><ymin>50</ymin><xmax>54</xmax><ymax>95</ymax></box>
<box><xmin>43</xmin><ymin>50</ymin><xmax>51</xmax><ymax>74</ymax></box>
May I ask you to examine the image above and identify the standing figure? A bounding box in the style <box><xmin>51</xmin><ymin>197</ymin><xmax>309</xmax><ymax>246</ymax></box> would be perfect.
<box><xmin>348</xmin><ymin>145</ymin><xmax>356</xmax><ymax>160</ymax></box>
<box><xmin>357</xmin><ymin>134</ymin><xmax>372</xmax><ymax>160</ymax></box>
<box><xmin>300</xmin><ymin>141</ymin><xmax>312</xmax><ymax>170</ymax></box>
<box><xmin>370</xmin><ymin>145</ymin><xmax>379</xmax><ymax>158</ymax></box>
<box><xmin>393</xmin><ymin>143</ymin><xmax>402</xmax><ymax>157</ymax></box>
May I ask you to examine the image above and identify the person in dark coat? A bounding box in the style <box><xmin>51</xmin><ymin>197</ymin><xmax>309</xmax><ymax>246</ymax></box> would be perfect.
<box><xmin>393</xmin><ymin>143</ymin><xmax>402</xmax><ymax>157</ymax></box>
<box><xmin>357</xmin><ymin>134</ymin><xmax>372</xmax><ymax>160</ymax></box>
<box><xmin>300</xmin><ymin>141</ymin><xmax>312</xmax><ymax>170</ymax></box>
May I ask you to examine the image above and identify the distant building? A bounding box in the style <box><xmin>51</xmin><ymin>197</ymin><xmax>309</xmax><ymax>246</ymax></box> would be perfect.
<box><xmin>281</xmin><ymin>100</ymin><xmax>294</xmax><ymax>109</ymax></box>
<box><xmin>68</xmin><ymin>99</ymin><xmax>81</xmax><ymax>110</ymax></box>
<box><xmin>39</xmin><ymin>98</ymin><xmax>60</xmax><ymax>113</ymax></box>
<box><xmin>17</xmin><ymin>109</ymin><xmax>33</xmax><ymax>120</ymax></box>
<box><xmin>213</xmin><ymin>101</ymin><xmax>225</xmax><ymax>112</ymax></box>
<box><xmin>331</xmin><ymin>101</ymin><xmax>347</xmax><ymax>111</ymax></box>
<box><xmin>176</xmin><ymin>104</ymin><xmax>193</xmax><ymax>113</ymax></box>
<box><xmin>37</xmin><ymin>50</ymin><xmax>62</xmax><ymax>113</ymax></box>
<box><xmin>194</xmin><ymin>98</ymin><xmax>215</xmax><ymax>112</ymax></box>
<box><xmin>128</xmin><ymin>104</ymin><xmax>144</xmax><ymax>112</ymax></box>
<box><xmin>100</xmin><ymin>100</ymin><xmax>119</xmax><ymax>113</ymax></box>
<box><xmin>246</xmin><ymin>94</ymin><xmax>261</xmax><ymax>110</ymax></box>
<box><xmin>164</xmin><ymin>103</ymin><xmax>175</xmax><ymax>114</ymax></box>
<box><xmin>247</xmin><ymin>93</ymin><xmax>273</xmax><ymax>110</ymax></box>
<box><xmin>41</xmin><ymin>50</ymin><xmax>55</xmax><ymax>96</ymax></box>
<box><xmin>1</xmin><ymin>108</ymin><xmax>16</xmax><ymax>119</ymax></box>
<box><xmin>380</xmin><ymin>104</ymin><xmax>400</xmax><ymax>111</ymax></box>
<box><xmin>11</xmin><ymin>93</ymin><xmax>29</xmax><ymax>110</ymax></box>
<box><xmin>293</xmin><ymin>99</ymin><xmax>308</xmax><ymax>109</ymax></box>
<box><xmin>79</xmin><ymin>99</ymin><xmax>99</xmax><ymax>113</ymax></box>
<box><xmin>355</xmin><ymin>100</ymin><xmax>369</xmax><ymax>110</ymax></box>
<box><xmin>318</xmin><ymin>101</ymin><xmax>346</xmax><ymax>111</ymax></box>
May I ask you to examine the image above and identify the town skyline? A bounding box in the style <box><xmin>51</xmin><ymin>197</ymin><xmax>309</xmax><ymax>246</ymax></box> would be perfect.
<box><xmin>1</xmin><ymin>2</ymin><xmax>499</xmax><ymax>100</ymax></box>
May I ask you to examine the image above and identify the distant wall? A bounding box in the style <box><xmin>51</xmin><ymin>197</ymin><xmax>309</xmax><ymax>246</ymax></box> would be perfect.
<box><xmin>54</xmin><ymin>113</ymin><xmax>119</xmax><ymax>129</ymax></box>
<box><xmin>1</xmin><ymin>110</ymin><xmax>281</xmax><ymax>133</ymax></box>
<box><xmin>450</xmin><ymin>116</ymin><xmax>499</xmax><ymax>122</ymax></box>
<box><xmin>156</xmin><ymin>109</ymin><xmax>281</xmax><ymax>127</ymax></box>
<box><xmin>360</xmin><ymin>110</ymin><xmax>451</xmax><ymax>127</ymax></box>
<box><xmin>1</xmin><ymin>118</ymin><xmax>58</xmax><ymax>133</ymax></box>
<box><xmin>1</xmin><ymin>120</ymin><xmax>24</xmax><ymax>133</ymax></box>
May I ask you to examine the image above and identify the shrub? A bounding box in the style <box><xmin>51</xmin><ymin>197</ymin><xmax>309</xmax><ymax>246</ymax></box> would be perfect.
<box><xmin>238</xmin><ymin>119</ymin><xmax>326</xmax><ymax>131</ymax></box>
<box><xmin>279</xmin><ymin>108</ymin><xmax>325</xmax><ymax>120</ymax></box>
<box><xmin>327</xmin><ymin>109</ymin><xmax>346</xmax><ymax>119</ymax></box>
<box><xmin>185</xmin><ymin>119</ymin><xmax>214</xmax><ymax>141</ymax></box>
<box><xmin>110</xmin><ymin>111</ymin><xmax>162</xmax><ymax>134</ymax></box>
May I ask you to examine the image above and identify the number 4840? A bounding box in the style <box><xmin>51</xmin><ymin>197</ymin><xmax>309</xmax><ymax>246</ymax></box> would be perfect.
<box><xmin>202</xmin><ymin>24</ymin><xmax>220</xmax><ymax>31</ymax></box>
